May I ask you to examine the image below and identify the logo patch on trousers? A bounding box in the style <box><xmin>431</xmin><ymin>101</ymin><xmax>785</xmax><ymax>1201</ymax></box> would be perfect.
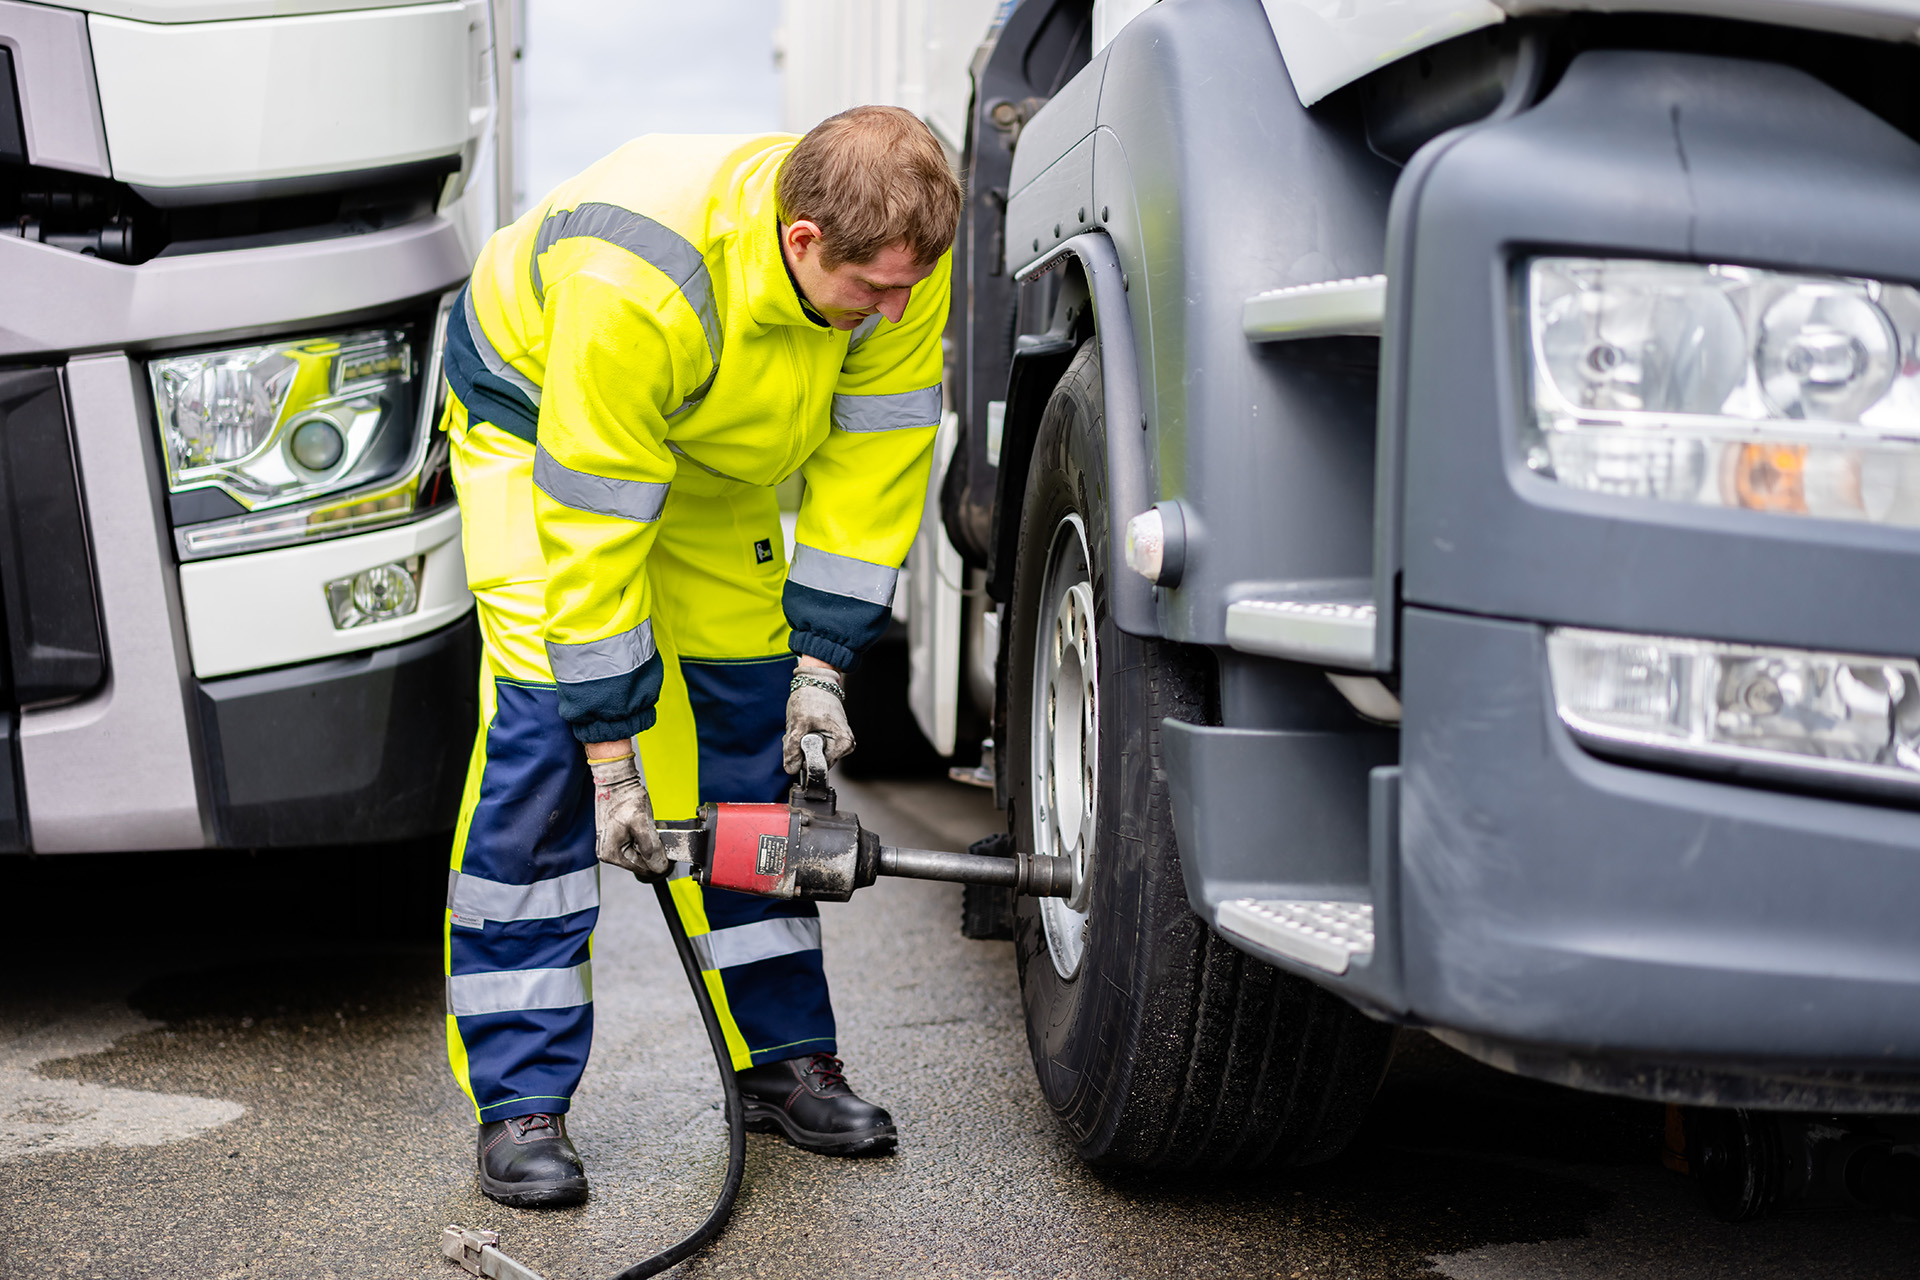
<box><xmin>754</xmin><ymin>538</ymin><xmax>774</xmax><ymax>565</ymax></box>
<box><xmin>756</xmin><ymin>833</ymin><xmax>788</xmax><ymax>876</ymax></box>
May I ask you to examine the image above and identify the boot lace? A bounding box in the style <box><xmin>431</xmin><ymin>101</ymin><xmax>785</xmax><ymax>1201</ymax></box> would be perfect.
<box><xmin>507</xmin><ymin>1113</ymin><xmax>557</xmax><ymax>1137</ymax></box>
<box><xmin>803</xmin><ymin>1053</ymin><xmax>848</xmax><ymax>1090</ymax></box>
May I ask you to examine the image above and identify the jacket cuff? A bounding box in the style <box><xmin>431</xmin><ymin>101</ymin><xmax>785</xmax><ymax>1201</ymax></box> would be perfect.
<box><xmin>554</xmin><ymin>650</ymin><xmax>665</xmax><ymax>743</ymax></box>
<box><xmin>783</xmin><ymin>580</ymin><xmax>891</xmax><ymax>672</ymax></box>
<box><xmin>570</xmin><ymin>706</ymin><xmax>657</xmax><ymax>743</ymax></box>
<box><xmin>788</xmin><ymin>630</ymin><xmax>861</xmax><ymax>672</ymax></box>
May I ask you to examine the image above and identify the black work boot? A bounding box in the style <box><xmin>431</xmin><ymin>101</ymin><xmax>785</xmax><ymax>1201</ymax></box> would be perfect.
<box><xmin>476</xmin><ymin>1112</ymin><xmax>589</xmax><ymax>1208</ymax></box>
<box><xmin>736</xmin><ymin>1052</ymin><xmax>897</xmax><ymax>1156</ymax></box>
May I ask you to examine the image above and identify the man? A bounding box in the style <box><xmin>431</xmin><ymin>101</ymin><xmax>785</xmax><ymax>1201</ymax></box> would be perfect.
<box><xmin>438</xmin><ymin>106</ymin><xmax>959</xmax><ymax>1208</ymax></box>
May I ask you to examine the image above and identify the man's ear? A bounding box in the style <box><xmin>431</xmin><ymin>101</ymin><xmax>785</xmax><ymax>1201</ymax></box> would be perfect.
<box><xmin>785</xmin><ymin>219</ymin><xmax>826</xmax><ymax>262</ymax></box>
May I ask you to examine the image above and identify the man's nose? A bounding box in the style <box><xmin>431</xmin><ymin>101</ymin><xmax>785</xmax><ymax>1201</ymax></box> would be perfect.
<box><xmin>877</xmin><ymin>289</ymin><xmax>910</xmax><ymax>324</ymax></box>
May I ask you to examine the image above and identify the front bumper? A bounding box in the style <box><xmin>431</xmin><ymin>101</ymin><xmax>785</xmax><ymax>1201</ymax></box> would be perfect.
<box><xmin>196</xmin><ymin>616</ymin><xmax>476</xmax><ymax>847</ymax></box>
<box><xmin>1174</xmin><ymin>620</ymin><xmax>1920</xmax><ymax>1105</ymax></box>
<box><xmin>1399</xmin><ymin>607</ymin><xmax>1920</xmax><ymax>1071</ymax></box>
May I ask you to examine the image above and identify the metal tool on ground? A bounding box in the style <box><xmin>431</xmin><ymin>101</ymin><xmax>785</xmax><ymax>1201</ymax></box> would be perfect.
<box><xmin>444</xmin><ymin>732</ymin><xmax>1072</xmax><ymax>1280</ymax></box>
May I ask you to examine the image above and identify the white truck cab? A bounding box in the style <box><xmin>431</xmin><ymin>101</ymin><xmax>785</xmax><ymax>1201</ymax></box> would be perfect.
<box><xmin>0</xmin><ymin>0</ymin><xmax>512</xmax><ymax>850</ymax></box>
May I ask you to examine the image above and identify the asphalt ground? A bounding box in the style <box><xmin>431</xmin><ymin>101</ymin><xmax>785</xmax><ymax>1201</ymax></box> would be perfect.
<box><xmin>1</xmin><ymin>773</ymin><xmax>1915</xmax><ymax>1279</ymax></box>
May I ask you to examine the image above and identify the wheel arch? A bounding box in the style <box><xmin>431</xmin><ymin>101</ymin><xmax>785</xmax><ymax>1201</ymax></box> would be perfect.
<box><xmin>988</xmin><ymin>234</ymin><xmax>1157</xmax><ymax>639</ymax></box>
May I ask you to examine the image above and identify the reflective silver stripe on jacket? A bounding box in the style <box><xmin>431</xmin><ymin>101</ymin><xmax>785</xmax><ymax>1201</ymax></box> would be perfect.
<box><xmin>788</xmin><ymin>544</ymin><xmax>898</xmax><ymax>606</ymax></box>
<box><xmin>689</xmin><ymin>916</ymin><xmax>822</xmax><ymax>972</ymax></box>
<box><xmin>463</xmin><ymin>284</ymin><xmax>543</xmax><ymax>405</ymax></box>
<box><xmin>547</xmin><ymin>618</ymin><xmax>657</xmax><ymax>684</ymax></box>
<box><xmin>846</xmin><ymin>314</ymin><xmax>883</xmax><ymax>351</ymax></box>
<box><xmin>529</xmin><ymin>201</ymin><xmax>723</xmax><ymax>371</ymax></box>
<box><xmin>533</xmin><ymin>445</ymin><xmax>669</xmax><ymax>522</ymax></box>
<box><xmin>831</xmin><ymin>385</ymin><xmax>941</xmax><ymax>433</ymax></box>
<box><xmin>448</xmin><ymin>866</ymin><xmax>599</xmax><ymax>923</ymax></box>
<box><xmin>447</xmin><ymin>962</ymin><xmax>593</xmax><ymax>1017</ymax></box>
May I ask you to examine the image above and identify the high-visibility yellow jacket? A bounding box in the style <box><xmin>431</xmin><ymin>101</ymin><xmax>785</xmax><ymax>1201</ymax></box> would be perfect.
<box><xmin>443</xmin><ymin>133</ymin><xmax>949</xmax><ymax>742</ymax></box>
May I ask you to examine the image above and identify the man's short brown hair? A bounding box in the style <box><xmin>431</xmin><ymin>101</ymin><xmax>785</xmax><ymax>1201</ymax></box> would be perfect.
<box><xmin>778</xmin><ymin>105</ymin><xmax>962</xmax><ymax>270</ymax></box>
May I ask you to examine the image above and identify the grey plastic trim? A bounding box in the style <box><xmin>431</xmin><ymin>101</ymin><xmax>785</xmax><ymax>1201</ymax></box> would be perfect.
<box><xmin>21</xmin><ymin>355</ymin><xmax>208</xmax><ymax>852</ymax></box>
<box><xmin>131</xmin><ymin>155</ymin><xmax>458</xmax><ymax>208</ymax></box>
<box><xmin>1003</xmin><ymin>39</ymin><xmax>1111</xmax><ymax>275</ymax></box>
<box><xmin>1006</xmin><ymin>131</ymin><xmax>1098</xmax><ymax>278</ymax></box>
<box><xmin>1242</xmin><ymin>275</ymin><xmax>1386</xmax><ymax>341</ymax></box>
<box><xmin>0</xmin><ymin>0</ymin><xmax>109</xmax><ymax>176</ymax></box>
<box><xmin>1016</xmin><ymin>232</ymin><xmax>1158</xmax><ymax>638</ymax></box>
<box><xmin>66</xmin><ymin>0</ymin><xmax>433</xmax><ymax>22</ymax></box>
<box><xmin>1225</xmin><ymin>597</ymin><xmax>1378</xmax><ymax>669</ymax></box>
<box><xmin>0</xmin><ymin>216</ymin><xmax>471</xmax><ymax>358</ymax></box>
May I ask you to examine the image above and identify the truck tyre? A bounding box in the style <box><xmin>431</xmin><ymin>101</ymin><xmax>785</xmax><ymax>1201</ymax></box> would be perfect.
<box><xmin>1003</xmin><ymin>339</ymin><xmax>1394</xmax><ymax>1170</ymax></box>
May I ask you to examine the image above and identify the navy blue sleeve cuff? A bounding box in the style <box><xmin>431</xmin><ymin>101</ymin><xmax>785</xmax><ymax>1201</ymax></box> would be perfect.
<box><xmin>558</xmin><ymin>653</ymin><xmax>664</xmax><ymax>743</ymax></box>
<box><xmin>784</xmin><ymin>581</ymin><xmax>891</xmax><ymax>671</ymax></box>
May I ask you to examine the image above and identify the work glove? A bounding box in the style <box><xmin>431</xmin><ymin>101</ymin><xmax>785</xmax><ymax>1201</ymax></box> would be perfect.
<box><xmin>783</xmin><ymin>668</ymin><xmax>855</xmax><ymax>775</ymax></box>
<box><xmin>588</xmin><ymin>753</ymin><xmax>668</xmax><ymax>880</ymax></box>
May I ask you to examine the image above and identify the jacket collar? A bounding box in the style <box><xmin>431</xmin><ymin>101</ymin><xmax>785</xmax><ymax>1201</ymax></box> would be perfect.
<box><xmin>737</xmin><ymin>163</ymin><xmax>830</xmax><ymax>333</ymax></box>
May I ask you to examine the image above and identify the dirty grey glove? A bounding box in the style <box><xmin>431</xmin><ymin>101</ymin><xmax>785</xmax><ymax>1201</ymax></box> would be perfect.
<box><xmin>782</xmin><ymin>668</ymin><xmax>854</xmax><ymax>774</ymax></box>
<box><xmin>588</xmin><ymin>753</ymin><xmax>668</xmax><ymax>880</ymax></box>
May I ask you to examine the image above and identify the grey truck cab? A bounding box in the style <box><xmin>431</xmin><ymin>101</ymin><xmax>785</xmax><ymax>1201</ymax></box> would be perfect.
<box><xmin>0</xmin><ymin>0</ymin><xmax>510</xmax><ymax>852</ymax></box>
<box><xmin>929</xmin><ymin>0</ymin><xmax>1920</xmax><ymax>1195</ymax></box>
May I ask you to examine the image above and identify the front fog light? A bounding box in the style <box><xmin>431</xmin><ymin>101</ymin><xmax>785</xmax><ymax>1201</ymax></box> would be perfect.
<box><xmin>1525</xmin><ymin>258</ymin><xmax>1920</xmax><ymax>527</ymax></box>
<box><xmin>325</xmin><ymin>558</ymin><xmax>422</xmax><ymax>629</ymax></box>
<box><xmin>1548</xmin><ymin>626</ymin><xmax>1920</xmax><ymax>798</ymax></box>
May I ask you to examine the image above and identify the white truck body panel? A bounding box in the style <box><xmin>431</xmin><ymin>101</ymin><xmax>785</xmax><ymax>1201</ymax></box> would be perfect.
<box><xmin>778</xmin><ymin>0</ymin><xmax>1002</xmax><ymax>150</ymax></box>
<box><xmin>89</xmin><ymin>0</ymin><xmax>489</xmax><ymax>188</ymax></box>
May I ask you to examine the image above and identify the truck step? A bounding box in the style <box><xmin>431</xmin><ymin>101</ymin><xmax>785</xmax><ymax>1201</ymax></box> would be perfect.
<box><xmin>1225</xmin><ymin>596</ymin><xmax>1376</xmax><ymax>668</ymax></box>
<box><xmin>1215</xmin><ymin>898</ymin><xmax>1375</xmax><ymax>975</ymax></box>
<box><xmin>1241</xmin><ymin>275</ymin><xmax>1386</xmax><ymax>341</ymax></box>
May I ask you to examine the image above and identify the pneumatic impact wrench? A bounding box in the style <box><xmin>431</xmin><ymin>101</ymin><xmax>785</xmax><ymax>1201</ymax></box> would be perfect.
<box><xmin>443</xmin><ymin>733</ymin><xmax>1073</xmax><ymax>1280</ymax></box>
<box><xmin>657</xmin><ymin>732</ymin><xmax>1075</xmax><ymax>902</ymax></box>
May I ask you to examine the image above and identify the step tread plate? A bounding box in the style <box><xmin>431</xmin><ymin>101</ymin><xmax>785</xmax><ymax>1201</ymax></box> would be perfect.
<box><xmin>1216</xmin><ymin>898</ymin><xmax>1375</xmax><ymax>976</ymax></box>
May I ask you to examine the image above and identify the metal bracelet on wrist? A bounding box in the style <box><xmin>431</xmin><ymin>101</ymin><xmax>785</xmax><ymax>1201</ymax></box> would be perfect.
<box><xmin>790</xmin><ymin>671</ymin><xmax>846</xmax><ymax>702</ymax></box>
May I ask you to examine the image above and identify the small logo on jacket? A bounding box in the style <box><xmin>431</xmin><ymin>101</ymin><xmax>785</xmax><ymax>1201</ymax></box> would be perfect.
<box><xmin>754</xmin><ymin>538</ymin><xmax>774</xmax><ymax>564</ymax></box>
<box><xmin>756</xmin><ymin>833</ymin><xmax>787</xmax><ymax>876</ymax></box>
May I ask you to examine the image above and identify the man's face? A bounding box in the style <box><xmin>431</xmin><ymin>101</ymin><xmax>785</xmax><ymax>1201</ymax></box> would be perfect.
<box><xmin>783</xmin><ymin>221</ymin><xmax>938</xmax><ymax>331</ymax></box>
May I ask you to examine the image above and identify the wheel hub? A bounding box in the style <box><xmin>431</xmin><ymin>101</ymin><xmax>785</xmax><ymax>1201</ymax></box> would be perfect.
<box><xmin>1031</xmin><ymin>515</ymin><xmax>1097</xmax><ymax>980</ymax></box>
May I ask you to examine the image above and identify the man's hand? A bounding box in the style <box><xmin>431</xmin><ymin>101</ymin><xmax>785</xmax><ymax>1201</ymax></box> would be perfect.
<box><xmin>587</xmin><ymin>751</ymin><xmax>668</xmax><ymax>880</ymax></box>
<box><xmin>783</xmin><ymin>661</ymin><xmax>854</xmax><ymax>774</ymax></box>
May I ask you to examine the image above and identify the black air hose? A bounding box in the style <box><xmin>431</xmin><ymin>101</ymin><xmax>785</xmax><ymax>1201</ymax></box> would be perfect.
<box><xmin>606</xmin><ymin>878</ymin><xmax>748</xmax><ymax>1279</ymax></box>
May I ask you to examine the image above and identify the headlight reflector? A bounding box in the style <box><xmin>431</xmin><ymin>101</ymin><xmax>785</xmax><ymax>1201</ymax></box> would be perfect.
<box><xmin>1525</xmin><ymin>258</ymin><xmax>1920</xmax><ymax>526</ymax></box>
<box><xmin>151</xmin><ymin>329</ymin><xmax>413</xmax><ymax>508</ymax></box>
<box><xmin>1548</xmin><ymin>626</ymin><xmax>1920</xmax><ymax>799</ymax></box>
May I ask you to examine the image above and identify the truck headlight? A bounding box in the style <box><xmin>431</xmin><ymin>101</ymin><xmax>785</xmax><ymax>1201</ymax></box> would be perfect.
<box><xmin>150</xmin><ymin>293</ymin><xmax>455</xmax><ymax>561</ymax></box>
<box><xmin>153</xmin><ymin>329</ymin><xmax>413</xmax><ymax>503</ymax></box>
<box><xmin>1548</xmin><ymin>626</ymin><xmax>1920</xmax><ymax>799</ymax></box>
<box><xmin>1525</xmin><ymin>257</ymin><xmax>1920</xmax><ymax>526</ymax></box>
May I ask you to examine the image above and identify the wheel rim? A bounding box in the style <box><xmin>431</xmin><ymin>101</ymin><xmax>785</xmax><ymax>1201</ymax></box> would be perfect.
<box><xmin>1031</xmin><ymin>513</ymin><xmax>1098</xmax><ymax>980</ymax></box>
